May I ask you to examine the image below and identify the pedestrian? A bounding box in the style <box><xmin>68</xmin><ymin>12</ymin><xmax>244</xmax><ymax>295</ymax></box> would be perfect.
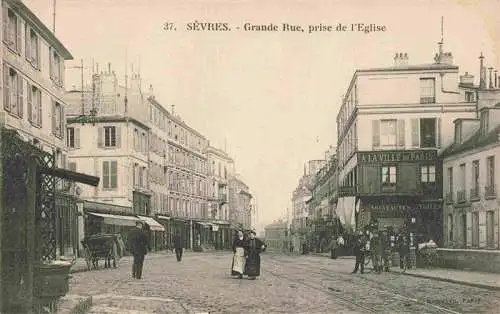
<box><xmin>244</xmin><ymin>230</ymin><xmax>266</xmax><ymax>280</ymax></box>
<box><xmin>128</xmin><ymin>220</ymin><xmax>151</xmax><ymax>279</ymax></box>
<box><xmin>330</xmin><ymin>236</ymin><xmax>338</xmax><ymax>259</ymax></box>
<box><xmin>173</xmin><ymin>232</ymin><xmax>184</xmax><ymax>262</ymax></box>
<box><xmin>381</xmin><ymin>230</ymin><xmax>392</xmax><ymax>272</ymax></box>
<box><xmin>337</xmin><ymin>234</ymin><xmax>345</xmax><ymax>257</ymax></box>
<box><xmin>370</xmin><ymin>232</ymin><xmax>382</xmax><ymax>273</ymax></box>
<box><xmin>398</xmin><ymin>228</ymin><xmax>410</xmax><ymax>272</ymax></box>
<box><xmin>231</xmin><ymin>230</ymin><xmax>247</xmax><ymax>279</ymax></box>
<box><xmin>351</xmin><ymin>233</ymin><xmax>366</xmax><ymax>274</ymax></box>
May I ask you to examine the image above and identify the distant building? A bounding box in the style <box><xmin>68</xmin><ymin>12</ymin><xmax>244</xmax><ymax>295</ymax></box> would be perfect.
<box><xmin>441</xmin><ymin>54</ymin><xmax>500</xmax><ymax>249</ymax></box>
<box><xmin>265</xmin><ymin>220</ymin><xmax>287</xmax><ymax>251</ymax></box>
<box><xmin>335</xmin><ymin>43</ymin><xmax>477</xmax><ymax>245</ymax></box>
<box><xmin>228</xmin><ymin>175</ymin><xmax>253</xmax><ymax>230</ymax></box>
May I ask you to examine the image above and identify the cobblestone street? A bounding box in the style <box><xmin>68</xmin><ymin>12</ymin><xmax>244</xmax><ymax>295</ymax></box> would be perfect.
<box><xmin>68</xmin><ymin>252</ymin><xmax>500</xmax><ymax>313</ymax></box>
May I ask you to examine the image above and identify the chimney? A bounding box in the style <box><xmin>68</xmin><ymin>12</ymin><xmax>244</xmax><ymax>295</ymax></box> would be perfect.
<box><xmin>394</xmin><ymin>52</ymin><xmax>409</xmax><ymax>66</ymax></box>
<box><xmin>489</xmin><ymin>67</ymin><xmax>494</xmax><ymax>89</ymax></box>
<box><xmin>479</xmin><ymin>52</ymin><xmax>486</xmax><ymax>89</ymax></box>
<box><xmin>459</xmin><ymin>72</ymin><xmax>474</xmax><ymax>86</ymax></box>
<box><xmin>108</xmin><ymin>62</ymin><xmax>111</xmax><ymax>74</ymax></box>
<box><xmin>440</xmin><ymin>52</ymin><xmax>453</xmax><ymax>64</ymax></box>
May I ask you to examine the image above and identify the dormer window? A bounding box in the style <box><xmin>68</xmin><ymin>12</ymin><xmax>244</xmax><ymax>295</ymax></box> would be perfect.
<box><xmin>480</xmin><ymin>110</ymin><xmax>489</xmax><ymax>136</ymax></box>
<box><xmin>454</xmin><ymin>122</ymin><xmax>462</xmax><ymax>144</ymax></box>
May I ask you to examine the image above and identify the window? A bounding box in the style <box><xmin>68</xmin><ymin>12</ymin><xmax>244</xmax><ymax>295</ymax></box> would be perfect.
<box><xmin>380</xmin><ymin>119</ymin><xmax>397</xmax><ymax>146</ymax></box>
<box><xmin>3</xmin><ymin>65</ymin><xmax>23</xmax><ymax>117</ymax></box>
<box><xmin>471</xmin><ymin>212</ymin><xmax>479</xmax><ymax>247</ymax></box>
<box><xmin>487</xmin><ymin>211</ymin><xmax>494</xmax><ymax>248</ymax></box>
<box><xmin>420</xmin><ymin>78</ymin><xmax>435</xmax><ymax>103</ymax></box>
<box><xmin>102</xmin><ymin>161</ymin><xmax>117</xmax><ymax>189</ymax></box>
<box><xmin>381</xmin><ymin>166</ymin><xmax>397</xmax><ymax>185</ymax></box>
<box><xmin>486</xmin><ymin>156</ymin><xmax>495</xmax><ymax>197</ymax></box>
<box><xmin>25</xmin><ymin>27</ymin><xmax>40</xmax><ymax>68</ymax></box>
<box><xmin>67</xmin><ymin>127</ymin><xmax>75</xmax><ymax>148</ymax></box>
<box><xmin>420</xmin><ymin>118</ymin><xmax>436</xmax><ymax>148</ymax></box>
<box><xmin>421</xmin><ymin>165</ymin><xmax>436</xmax><ymax>183</ymax></box>
<box><xmin>471</xmin><ymin>160</ymin><xmax>480</xmax><ymax>198</ymax></box>
<box><xmin>3</xmin><ymin>7</ymin><xmax>21</xmax><ymax>53</ymax></box>
<box><xmin>465</xmin><ymin>91</ymin><xmax>474</xmax><ymax>102</ymax></box>
<box><xmin>50</xmin><ymin>48</ymin><xmax>64</xmax><ymax>86</ymax></box>
<box><xmin>480</xmin><ymin>110</ymin><xmax>489</xmax><ymax>136</ymax></box>
<box><xmin>52</xmin><ymin>101</ymin><xmax>64</xmax><ymax>138</ymax></box>
<box><xmin>27</xmin><ymin>83</ymin><xmax>42</xmax><ymax>126</ymax></box>
<box><xmin>104</xmin><ymin>126</ymin><xmax>116</xmax><ymax>147</ymax></box>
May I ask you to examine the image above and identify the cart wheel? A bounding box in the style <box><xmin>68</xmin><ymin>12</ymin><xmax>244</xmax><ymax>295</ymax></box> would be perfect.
<box><xmin>84</xmin><ymin>247</ymin><xmax>92</xmax><ymax>271</ymax></box>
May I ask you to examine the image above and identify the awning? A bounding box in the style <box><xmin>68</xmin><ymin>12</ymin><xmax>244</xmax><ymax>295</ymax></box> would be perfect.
<box><xmin>88</xmin><ymin>212</ymin><xmax>139</xmax><ymax>227</ymax></box>
<box><xmin>157</xmin><ymin>215</ymin><xmax>171</xmax><ymax>220</ymax></box>
<box><xmin>137</xmin><ymin>216</ymin><xmax>165</xmax><ymax>232</ymax></box>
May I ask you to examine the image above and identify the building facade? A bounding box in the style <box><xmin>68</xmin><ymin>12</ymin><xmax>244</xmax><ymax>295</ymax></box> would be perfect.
<box><xmin>1</xmin><ymin>0</ymin><xmax>81</xmax><ymax>257</ymax></box>
<box><xmin>308</xmin><ymin>150</ymin><xmax>339</xmax><ymax>253</ymax></box>
<box><xmin>264</xmin><ymin>220</ymin><xmax>287</xmax><ymax>251</ymax></box>
<box><xmin>442</xmin><ymin>55</ymin><xmax>500</xmax><ymax>249</ymax></box>
<box><xmin>335</xmin><ymin>44</ymin><xmax>478</xmax><ymax>245</ymax></box>
<box><xmin>228</xmin><ymin>175</ymin><xmax>253</xmax><ymax>230</ymax></box>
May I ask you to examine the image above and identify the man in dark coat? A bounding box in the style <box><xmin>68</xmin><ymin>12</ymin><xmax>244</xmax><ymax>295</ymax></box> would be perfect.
<box><xmin>128</xmin><ymin>220</ymin><xmax>151</xmax><ymax>279</ymax></box>
<box><xmin>244</xmin><ymin>230</ymin><xmax>266</xmax><ymax>280</ymax></box>
<box><xmin>398</xmin><ymin>228</ymin><xmax>410</xmax><ymax>272</ymax></box>
<box><xmin>351</xmin><ymin>233</ymin><xmax>366</xmax><ymax>274</ymax></box>
<box><xmin>173</xmin><ymin>232</ymin><xmax>184</xmax><ymax>262</ymax></box>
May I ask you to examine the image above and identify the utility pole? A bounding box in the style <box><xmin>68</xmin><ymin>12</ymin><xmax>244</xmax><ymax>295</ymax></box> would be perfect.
<box><xmin>52</xmin><ymin>0</ymin><xmax>56</xmax><ymax>33</ymax></box>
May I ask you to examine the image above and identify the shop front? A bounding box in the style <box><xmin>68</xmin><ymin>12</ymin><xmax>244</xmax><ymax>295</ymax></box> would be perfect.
<box><xmin>357</xmin><ymin>197</ymin><xmax>443</xmax><ymax>244</ymax></box>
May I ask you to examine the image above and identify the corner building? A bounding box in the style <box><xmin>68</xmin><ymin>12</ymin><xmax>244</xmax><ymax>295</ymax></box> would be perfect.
<box><xmin>336</xmin><ymin>46</ymin><xmax>477</xmax><ymax>245</ymax></box>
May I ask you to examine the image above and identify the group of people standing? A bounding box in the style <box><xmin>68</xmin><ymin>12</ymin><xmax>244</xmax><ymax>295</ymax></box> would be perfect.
<box><xmin>327</xmin><ymin>226</ymin><xmax>412</xmax><ymax>274</ymax></box>
<box><xmin>231</xmin><ymin>230</ymin><xmax>267</xmax><ymax>280</ymax></box>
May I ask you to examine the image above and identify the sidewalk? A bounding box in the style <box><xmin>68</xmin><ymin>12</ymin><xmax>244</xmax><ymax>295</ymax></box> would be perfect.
<box><xmin>390</xmin><ymin>266</ymin><xmax>500</xmax><ymax>291</ymax></box>
<box><xmin>309</xmin><ymin>251</ymin><xmax>500</xmax><ymax>290</ymax></box>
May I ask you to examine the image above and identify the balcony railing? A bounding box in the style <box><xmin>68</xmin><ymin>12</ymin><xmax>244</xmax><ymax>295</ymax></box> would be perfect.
<box><xmin>338</xmin><ymin>186</ymin><xmax>356</xmax><ymax>196</ymax></box>
<box><xmin>420</xmin><ymin>96</ymin><xmax>436</xmax><ymax>104</ymax></box>
<box><xmin>456</xmin><ymin>190</ymin><xmax>466</xmax><ymax>203</ymax></box>
<box><xmin>485</xmin><ymin>185</ymin><xmax>497</xmax><ymax>198</ymax></box>
<box><xmin>470</xmin><ymin>186</ymin><xmax>480</xmax><ymax>200</ymax></box>
<box><xmin>445</xmin><ymin>192</ymin><xmax>453</xmax><ymax>204</ymax></box>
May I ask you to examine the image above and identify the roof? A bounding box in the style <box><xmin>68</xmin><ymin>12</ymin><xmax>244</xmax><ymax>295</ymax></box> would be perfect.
<box><xmin>11</xmin><ymin>0</ymin><xmax>73</xmax><ymax>60</ymax></box>
<box><xmin>440</xmin><ymin>124</ymin><xmax>500</xmax><ymax>158</ymax></box>
<box><xmin>356</xmin><ymin>63</ymin><xmax>458</xmax><ymax>73</ymax></box>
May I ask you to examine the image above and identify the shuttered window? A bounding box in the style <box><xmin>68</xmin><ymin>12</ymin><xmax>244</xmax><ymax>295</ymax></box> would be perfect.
<box><xmin>102</xmin><ymin>161</ymin><xmax>118</xmax><ymax>189</ymax></box>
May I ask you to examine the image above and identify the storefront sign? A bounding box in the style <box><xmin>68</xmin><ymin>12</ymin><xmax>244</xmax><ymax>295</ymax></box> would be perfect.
<box><xmin>358</xmin><ymin>150</ymin><xmax>437</xmax><ymax>164</ymax></box>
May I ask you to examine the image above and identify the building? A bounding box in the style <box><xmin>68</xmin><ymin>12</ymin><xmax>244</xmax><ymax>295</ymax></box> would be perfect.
<box><xmin>228</xmin><ymin>175</ymin><xmax>253</xmax><ymax>230</ymax></box>
<box><xmin>307</xmin><ymin>149</ymin><xmax>339</xmax><ymax>253</ymax></box>
<box><xmin>335</xmin><ymin>42</ymin><xmax>478</xmax><ymax>245</ymax></box>
<box><xmin>64</xmin><ymin>66</ymin><xmax>165</xmax><ymax>251</ymax></box>
<box><xmin>1</xmin><ymin>0</ymin><xmax>82</xmax><ymax>257</ymax></box>
<box><xmin>264</xmin><ymin>220</ymin><xmax>287</xmax><ymax>251</ymax></box>
<box><xmin>206</xmin><ymin>145</ymin><xmax>234</xmax><ymax>249</ymax></box>
<box><xmin>441</xmin><ymin>54</ymin><xmax>500</xmax><ymax>250</ymax></box>
<box><xmin>290</xmin><ymin>160</ymin><xmax>322</xmax><ymax>253</ymax></box>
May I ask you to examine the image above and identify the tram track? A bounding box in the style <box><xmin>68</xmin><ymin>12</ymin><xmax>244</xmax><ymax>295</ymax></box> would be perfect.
<box><xmin>265</xmin><ymin>254</ymin><xmax>463</xmax><ymax>314</ymax></box>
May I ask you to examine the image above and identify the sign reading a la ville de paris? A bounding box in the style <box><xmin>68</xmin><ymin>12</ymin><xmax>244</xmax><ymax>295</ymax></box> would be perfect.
<box><xmin>358</xmin><ymin>150</ymin><xmax>437</xmax><ymax>164</ymax></box>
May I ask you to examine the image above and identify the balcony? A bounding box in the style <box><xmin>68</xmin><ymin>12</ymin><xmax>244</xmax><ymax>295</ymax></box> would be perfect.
<box><xmin>219</xmin><ymin>193</ymin><xmax>228</xmax><ymax>204</ymax></box>
<box><xmin>469</xmin><ymin>186</ymin><xmax>480</xmax><ymax>201</ymax></box>
<box><xmin>420</xmin><ymin>96</ymin><xmax>435</xmax><ymax>104</ymax></box>
<box><xmin>485</xmin><ymin>185</ymin><xmax>497</xmax><ymax>199</ymax></box>
<box><xmin>456</xmin><ymin>190</ymin><xmax>466</xmax><ymax>203</ymax></box>
<box><xmin>338</xmin><ymin>186</ymin><xmax>356</xmax><ymax>197</ymax></box>
<box><xmin>445</xmin><ymin>192</ymin><xmax>453</xmax><ymax>204</ymax></box>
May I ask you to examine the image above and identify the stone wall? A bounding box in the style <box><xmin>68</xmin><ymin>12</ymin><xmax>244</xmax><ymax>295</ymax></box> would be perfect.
<box><xmin>435</xmin><ymin>248</ymin><xmax>500</xmax><ymax>273</ymax></box>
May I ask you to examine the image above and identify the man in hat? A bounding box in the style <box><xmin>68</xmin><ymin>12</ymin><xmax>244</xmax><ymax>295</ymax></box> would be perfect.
<box><xmin>128</xmin><ymin>220</ymin><xmax>151</xmax><ymax>279</ymax></box>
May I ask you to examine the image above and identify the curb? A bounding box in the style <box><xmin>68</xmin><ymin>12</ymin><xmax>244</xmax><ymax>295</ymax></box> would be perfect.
<box><xmin>398</xmin><ymin>271</ymin><xmax>500</xmax><ymax>291</ymax></box>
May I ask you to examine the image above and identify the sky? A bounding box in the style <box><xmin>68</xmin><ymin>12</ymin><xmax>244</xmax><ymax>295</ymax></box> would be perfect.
<box><xmin>25</xmin><ymin>0</ymin><xmax>500</xmax><ymax>232</ymax></box>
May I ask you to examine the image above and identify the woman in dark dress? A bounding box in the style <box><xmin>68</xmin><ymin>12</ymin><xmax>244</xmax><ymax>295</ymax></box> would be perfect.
<box><xmin>244</xmin><ymin>230</ymin><xmax>266</xmax><ymax>280</ymax></box>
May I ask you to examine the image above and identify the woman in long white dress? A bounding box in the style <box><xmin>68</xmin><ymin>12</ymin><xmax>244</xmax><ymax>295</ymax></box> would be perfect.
<box><xmin>231</xmin><ymin>230</ymin><xmax>247</xmax><ymax>279</ymax></box>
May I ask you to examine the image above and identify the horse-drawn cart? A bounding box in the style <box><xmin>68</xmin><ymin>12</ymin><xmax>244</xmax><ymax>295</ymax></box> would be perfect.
<box><xmin>81</xmin><ymin>233</ymin><xmax>125</xmax><ymax>270</ymax></box>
